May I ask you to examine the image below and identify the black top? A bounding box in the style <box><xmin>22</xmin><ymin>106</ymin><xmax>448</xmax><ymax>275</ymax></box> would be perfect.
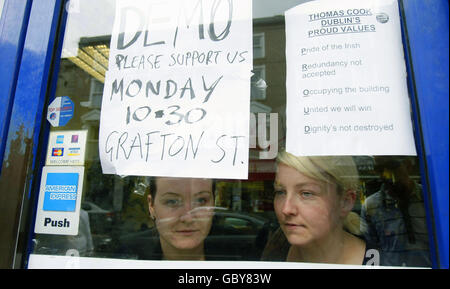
<box><xmin>261</xmin><ymin>227</ymin><xmax>382</xmax><ymax>266</ymax></box>
<box><xmin>118</xmin><ymin>227</ymin><xmax>239</xmax><ymax>261</ymax></box>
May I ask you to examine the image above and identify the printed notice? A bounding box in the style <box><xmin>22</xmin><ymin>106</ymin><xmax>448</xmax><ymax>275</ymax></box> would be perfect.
<box><xmin>285</xmin><ymin>0</ymin><xmax>417</xmax><ymax>156</ymax></box>
<box><xmin>46</xmin><ymin>130</ymin><xmax>88</xmax><ymax>166</ymax></box>
<box><xmin>99</xmin><ymin>0</ymin><xmax>252</xmax><ymax>179</ymax></box>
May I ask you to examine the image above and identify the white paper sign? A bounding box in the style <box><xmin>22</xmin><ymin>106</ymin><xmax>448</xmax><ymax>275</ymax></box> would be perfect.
<box><xmin>285</xmin><ymin>0</ymin><xmax>417</xmax><ymax>156</ymax></box>
<box><xmin>99</xmin><ymin>0</ymin><xmax>252</xmax><ymax>179</ymax></box>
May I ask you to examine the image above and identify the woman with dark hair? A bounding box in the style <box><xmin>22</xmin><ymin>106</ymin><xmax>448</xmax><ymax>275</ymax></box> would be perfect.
<box><xmin>147</xmin><ymin>177</ymin><xmax>215</xmax><ymax>260</ymax></box>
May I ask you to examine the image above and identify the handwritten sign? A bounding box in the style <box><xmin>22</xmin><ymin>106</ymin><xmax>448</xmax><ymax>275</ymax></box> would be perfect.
<box><xmin>285</xmin><ymin>0</ymin><xmax>417</xmax><ymax>156</ymax></box>
<box><xmin>47</xmin><ymin>96</ymin><xmax>74</xmax><ymax>127</ymax></box>
<box><xmin>99</xmin><ymin>0</ymin><xmax>252</xmax><ymax>179</ymax></box>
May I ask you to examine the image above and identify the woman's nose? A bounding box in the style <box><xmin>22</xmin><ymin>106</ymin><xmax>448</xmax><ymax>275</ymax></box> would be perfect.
<box><xmin>179</xmin><ymin>202</ymin><xmax>194</xmax><ymax>222</ymax></box>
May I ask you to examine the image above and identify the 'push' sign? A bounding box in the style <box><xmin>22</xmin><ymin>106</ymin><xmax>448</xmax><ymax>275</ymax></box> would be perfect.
<box><xmin>34</xmin><ymin>166</ymin><xmax>84</xmax><ymax>236</ymax></box>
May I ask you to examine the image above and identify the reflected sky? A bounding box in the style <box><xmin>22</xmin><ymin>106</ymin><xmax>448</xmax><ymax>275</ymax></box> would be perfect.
<box><xmin>254</xmin><ymin>0</ymin><xmax>311</xmax><ymax>18</ymax></box>
<box><xmin>62</xmin><ymin>0</ymin><xmax>312</xmax><ymax>57</ymax></box>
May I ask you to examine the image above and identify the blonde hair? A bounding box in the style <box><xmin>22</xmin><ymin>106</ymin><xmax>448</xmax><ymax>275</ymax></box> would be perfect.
<box><xmin>276</xmin><ymin>151</ymin><xmax>362</xmax><ymax>235</ymax></box>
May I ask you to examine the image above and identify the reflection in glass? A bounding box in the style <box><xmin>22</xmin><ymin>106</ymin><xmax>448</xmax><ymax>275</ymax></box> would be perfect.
<box><xmin>360</xmin><ymin>157</ymin><xmax>431</xmax><ymax>267</ymax></box>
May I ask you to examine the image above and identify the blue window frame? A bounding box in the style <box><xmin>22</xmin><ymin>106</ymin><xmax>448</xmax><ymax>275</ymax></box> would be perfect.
<box><xmin>400</xmin><ymin>0</ymin><xmax>449</xmax><ymax>269</ymax></box>
<box><xmin>0</xmin><ymin>0</ymin><xmax>32</xmax><ymax>174</ymax></box>
<box><xmin>0</xmin><ymin>0</ymin><xmax>66</xmax><ymax>268</ymax></box>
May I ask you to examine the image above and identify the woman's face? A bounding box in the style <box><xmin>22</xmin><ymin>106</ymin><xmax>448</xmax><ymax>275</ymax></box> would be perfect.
<box><xmin>274</xmin><ymin>164</ymin><xmax>344</xmax><ymax>247</ymax></box>
<box><xmin>148</xmin><ymin>178</ymin><xmax>214</xmax><ymax>252</ymax></box>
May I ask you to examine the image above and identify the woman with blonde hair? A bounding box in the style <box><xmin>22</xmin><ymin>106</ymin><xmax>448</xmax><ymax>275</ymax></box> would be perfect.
<box><xmin>262</xmin><ymin>151</ymin><xmax>378</xmax><ymax>265</ymax></box>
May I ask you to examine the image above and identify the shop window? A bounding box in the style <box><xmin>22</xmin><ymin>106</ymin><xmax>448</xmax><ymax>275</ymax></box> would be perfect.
<box><xmin>253</xmin><ymin>33</ymin><xmax>265</xmax><ymax>59</ymax></box>
<box><xmin>28</xmin><ymin>0</ymin><xmax>433</xmax><ymax>268</ymax></box>
<box><xmin>251</xmin><ymin>65</ymin><xmax>266</xmax><ymax>100</ymax></box>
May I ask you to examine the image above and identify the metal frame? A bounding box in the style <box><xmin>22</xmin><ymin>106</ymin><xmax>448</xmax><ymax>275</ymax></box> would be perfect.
<box><xmin>400</xmin><ymin>0</ymin><xmax>449</xmax><ymax>269</ymax></box>
<box><xmin>0</xmin><ymin>0</ymin><xmax>32</xmax><ymax>174</ymax></box>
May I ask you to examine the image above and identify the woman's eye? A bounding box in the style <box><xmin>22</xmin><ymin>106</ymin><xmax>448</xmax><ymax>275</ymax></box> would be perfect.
<box><xmin>194</xmin><ymin>197</ymin><xmax>209</xmax><ymax>206</ymax></box>
<box><xmin>274</xmin><ymin>190</ymin><xmax>286</xmax><ymax>196</ymax></box>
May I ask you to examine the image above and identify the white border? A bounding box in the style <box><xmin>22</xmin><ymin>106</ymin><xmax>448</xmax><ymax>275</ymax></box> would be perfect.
<box><xmin>27</xmin><ymin>254</ymin><xmax>421</xmax><ymax>269</ymax></box>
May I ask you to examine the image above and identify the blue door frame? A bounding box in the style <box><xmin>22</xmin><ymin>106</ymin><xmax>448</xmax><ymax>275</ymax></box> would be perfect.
<box><xmin>0</xmin><ymin>0</ymin><xmax>33</xmax><ymax>269</ymax></box>
<box><xmin>0</xmin><ymin>0</ymin><xmax>65</xmax><ymax>268</ymax></box>
<box><xmin>0</xmin><ymin>0</ymin><xmax>32</xmax><ymax>176</ymax></box>
<box><xmin>400</xmin><ymin>0</ymin><xmax>449</xmax><ymax>269</ymax></box>
<box><xmin>0</xmin><ymin>0</ymin><xmax>447</xmax><ymax>268</ymax></box>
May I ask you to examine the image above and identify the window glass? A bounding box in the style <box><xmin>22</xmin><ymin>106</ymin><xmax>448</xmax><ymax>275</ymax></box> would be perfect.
<box><xmin>30</xmin><ymin>0</ymin><xmax>432</xmax><ymax>268</ymax></box>
<box><xmin>253</xmin><ymin>33</ymin><xmax>265</xmax><ymax>59</ymax></box>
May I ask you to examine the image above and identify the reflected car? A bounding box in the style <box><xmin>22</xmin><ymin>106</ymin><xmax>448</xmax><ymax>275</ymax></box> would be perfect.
<box><xmin>81</xmin><ymin>201</ymin><xmax>114</xmax><ymax>230</ymax></box>
<box><xmin>208</xmin><ymin>209</ymin><xmax>271</xmax><ymax>260</ymax></box>
<box><xmin>81</xmin><ymin>201</ymin><xmax>115</xmax><ymax>251</ymax></box>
